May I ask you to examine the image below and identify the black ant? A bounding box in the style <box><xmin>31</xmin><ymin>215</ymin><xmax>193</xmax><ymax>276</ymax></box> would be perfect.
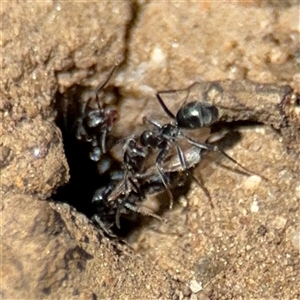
<box><xmin>90</xmin><ymin>102</ymin><xmax>215</xmax><ymax>233</ymax></box>
<box><xmin>139</xmin><ymin>98</ymin><xmax>219</xmax><ymax>208</ymax></box>
<box><xmin>90</xmin><ymin>153</ymin><xmax>194</xmax><ymax>235</ymax></box>
<box><xmin>91</xmin><ymin>132</ymin><xmax>193</xmax><ymax>234</ymax></box>
<box><xmin>75</xmin><ymin>65</ymin><xmax>119</xmax><ymax>163</ymax></box>
<box><xmin>91</xmin><ymin>167</ymin><xmax>171</xmax><ymax>235</ymax></box>
<box><xmin>105</xmin><ymin>96</ymin><xmax>218</xmax><ymax>211</ymax></box>
<box><xmin>90</xmin><ymin>83</ymin><xmax>263</xmax><ymax>235</ymax></box>
<box><xmin>111</xmin><ymin>87</ymin><xmax>261</xmax><ymax>211</ymax></box>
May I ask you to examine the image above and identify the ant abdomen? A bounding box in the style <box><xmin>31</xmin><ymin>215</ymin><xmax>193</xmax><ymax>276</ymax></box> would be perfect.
<box><xmin>176</xmin><ymin>101</ymin><xmax>219</xmax><ymax>129</ymax></box>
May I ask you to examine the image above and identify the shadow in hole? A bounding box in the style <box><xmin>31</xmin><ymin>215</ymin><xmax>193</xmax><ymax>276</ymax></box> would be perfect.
<box><xmin>52</xmin><ymin>87</ymin><xmax>117</xmax><ymax>217</ymax></box>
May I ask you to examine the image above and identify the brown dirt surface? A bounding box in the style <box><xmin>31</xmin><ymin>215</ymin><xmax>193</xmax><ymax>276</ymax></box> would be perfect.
<box><xmin>1</xmin><ymin>1</ymin><xmax>299</xmax><ymax>299</ymax></box>
<box><xmin>1</xmin><ymin>194</ymin><xmax>89</xmax><ymax>299</ymax></box>
<box><xmin>114</xmin><ymin>1</ymin><xmax>300</xmax><ymax>299</ymax></box>
<box><xmin>1</xmin><ymin>119</ymin><xmax>69</xmax><ymax>198</ymax></box>
<box><xmin>50</xmin><ymin>202</ymin><xmax>182</xmax><ymax>299</ymax></box>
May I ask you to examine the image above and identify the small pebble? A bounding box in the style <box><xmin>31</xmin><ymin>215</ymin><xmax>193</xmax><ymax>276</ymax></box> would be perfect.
<box><xmin>250</xmin><ymin>200</ymin><xmax>259</xmax><ymax>213</ymax></box>
<box><xmin>272</xmin><ymin>216</ymin><xmax>287</xmax><ymax>230</ymax></box>
<box><xmin>243</xmin><ymin>175</ymin><xmax>262</xmax><ymax>190</ymax></box>
<box><xmin>151</xmin><ymin>46</ymin><xmax>166</xmax><ymax>66</ymax></box>
<box><xmin>291</xmin><ymin>230</ymin><xmax>300</xmax><ymax>251</ymax></box>
<box><xmin>295</xmin><ymin>185</ymin><xmax>300</xmax><ymax>199</ymax></box>
<box><xmin>190</xmin><ymin>279</ymin><xmax>202</xmax><ymax>293</ymax></box>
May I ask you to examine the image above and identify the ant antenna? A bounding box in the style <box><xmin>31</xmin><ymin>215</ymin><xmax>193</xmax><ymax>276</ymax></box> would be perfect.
<box><xmin>156</xmin><ymin>92</ymin><xmax>176</xmax><ymax>119</ymax></box>
<box><xmin>181</xmin><ymin>83</ymin><xmax>193</xmax><ymax>108</ymax></box>
<box><xmin>94</xmin><ymin>64</ymin><xmax>119</xmax><ymax>109</ymax></box>
<box><xmin>81</xmin><ymin>64</ymin><xmax>118</xmax><ymax>114</ymax></box>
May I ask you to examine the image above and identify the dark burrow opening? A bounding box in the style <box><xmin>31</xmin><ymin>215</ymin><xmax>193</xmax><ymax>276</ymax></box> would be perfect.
<box><xmin>52</xmin><ymin>83</ymin><xmax>264</xmax><ymax>238</ymax></box>
<box><xmin>52</xmin><ymin>85</ymin><xmax>138</xmax><ymax>237</ymax></box>
<box><xmin>51</xmin><ymin>83</ymin><xmax>191</xmax><ymax>238</ymax></box>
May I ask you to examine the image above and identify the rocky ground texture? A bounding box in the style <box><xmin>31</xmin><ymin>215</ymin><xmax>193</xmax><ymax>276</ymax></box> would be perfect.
<box><xmin>1</xmin><ymin>1</ymin><xmax>299</xmax><ymax>299</ymax></box>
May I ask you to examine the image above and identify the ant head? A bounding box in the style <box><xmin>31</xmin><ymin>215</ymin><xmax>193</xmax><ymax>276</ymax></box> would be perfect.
<box><xmin>140</xmin><ymin>130</ymin><xmax>163</xmax><ymax>149</ymax></box>
<box><xmin>176</xmin><ymin>101</ymin><xmax>219</xmax><ymax>129</ymax></box>
<box><xmin>140</xmin><ymin>130</ymin><xmax>155</xmax><ymax>147</ymax></box>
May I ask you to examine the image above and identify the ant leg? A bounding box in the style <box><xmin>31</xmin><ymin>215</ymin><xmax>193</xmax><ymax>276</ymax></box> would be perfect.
<box><xmin>184</xmin><ymin>134</ymin><xmax>267</xmax><ymax>180</ymax></box>
<box><xmin>80</xmin><ymin>97</ymin><xmax>89</xmax><ymax>116</ymax></box>
<box><xmin>176</xmin><ymin>145</ymin><xmax>213</xmax><ymax>208</ymax></box>
<box><xmin>112</xmin><ymin>176</ymin><xmax>142</xmax><ymax>229</ymax></box>
<box><xmin>75</xmin><ymin>99</ymin><xmax>91</xmax><ymax>141</ymax></box>
<box><xmin>188</xmin><ymin>169</ymin><xmax>214</xmax><ymax>208</ymax></box>
<box><xmin>115</xmin><ymin>202</ymin><xmax>123</xmax><ymax>229</ymax></box>
<box><xmin>142</xmin><ymin>116</ymin><xmax>162</xmax><ymax>129</ymax></box>
<box><xmin>127</xmin><ymin>176</ymin><xmax>142</xmax><ymax>194</ymax></box>
<box><xmin>91</xmin><ymin>65</ymin><xmax>118</xmax><ymax>118</ymax></box>
<box><xmin>157</xmin><ymin>165</ymin><xmax>174</xmax><ymax>209</ymax></box>
<box><xmin>156</xmin><ymin>146</ymin><xmax>174</xmax><ymax>209</ymax></box>
<box><xmin>186</xmin><ymin>135</ymin><xmax>248</xmax><ymax>170</ymax></box>
<box><xmin>124</xmin><ymin>202</ymin><xmax>164</xmax><ymax>223</ymax></box>
<box><xmin>75</xmin><ymin>118</ymin><xmax>88</xmax><ymax>141</ymax></box>
<box><xmin>99</xmin><ymin>127</ymin><xmax>107</xmax><ymax>153</ymax></box>
<box><xmin>175</xmin><ymin>145</ymin><xmax>187</xmax><ymax>171</ymax></box>
<box><xmin>92</xmin><ymin>215</ymin><xmax>117</xmax><ymax>238</ymax></box>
